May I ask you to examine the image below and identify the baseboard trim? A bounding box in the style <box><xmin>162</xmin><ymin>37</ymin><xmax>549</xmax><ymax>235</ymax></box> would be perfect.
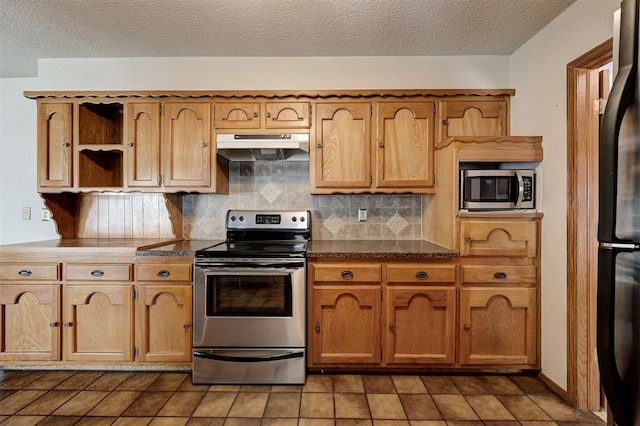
<box><xmin>538</xmin><ymin>371</ymin><xmax>569</xmax><ymax>401</ymax></box>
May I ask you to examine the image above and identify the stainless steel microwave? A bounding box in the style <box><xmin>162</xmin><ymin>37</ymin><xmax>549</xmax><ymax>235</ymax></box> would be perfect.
<box><xmin>460</xmin><ymin>169</ymin><xmax>536</xmax><ymax>210</ymax></box>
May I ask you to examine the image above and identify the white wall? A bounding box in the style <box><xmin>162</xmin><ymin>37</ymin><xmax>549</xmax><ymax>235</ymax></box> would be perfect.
<box><xmin>509</xmin><ymin>0</ymin><xmax>619</xmax><ymax>390</ymax></box>
<box><xmin>0</xmin><ymin>55</ymin><xmax>509</xmax><ymax>244</ymax></box>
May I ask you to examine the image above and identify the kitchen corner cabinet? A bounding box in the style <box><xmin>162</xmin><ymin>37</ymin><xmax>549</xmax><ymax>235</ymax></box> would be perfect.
<box><xmin>312</xmin><ymin>101</ymin><xmax>436</xmax><ymax>194</ymax></box>
<box><xmin>438</xmin><ymin>98</ymin><xmax>509</xmax><ymax>142</ymax></box>
<box><xmin>0</xmin><ymin>262</ymin><xmax>62</xmax><ymax>361</ymax></box>
<box><xmin>135</xmin><ymin>261</ymin><xmax>193</xmax><ymax>362</ymax></box>
<box><xmin>214</xmin><ymin>101</ymin><xmax>311</xmax><ymax>130</ymax></box>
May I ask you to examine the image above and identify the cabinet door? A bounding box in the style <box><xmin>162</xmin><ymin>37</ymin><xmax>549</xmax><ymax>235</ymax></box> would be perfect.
<box><xmin>460</xmin><ymin>219</ymin><xmax>538</xmax><ymax>257</ymax></box>
<box><xmin>214</xmin><ymin>102</ymin><xmax>261</xmax><ymax>129</ymax></box>
<box><xmin>0</xmin><ymin>285</ymin><xmax>61</xmax><ymax>361</ymax></box>
<box><xmin>440</xmin><ymin>100</ymin><xmax>508</xmax><ymax>139</ymax></box>
<box><xmin>459</xmin><ymin>287</ymin><xmax>537</xmax><ymax>366</ymax></box>
<box><xmin>37</xmin><ymin>102</ymin><xmax>73</xmax><ymax>189</ymax></box>
<box><xmin>124</xmin><ymin>102</ymin><xmax>160</xmax><ymax>188</ymax></box>
<box><xmin>63</xmin><ymin>285</ymin><xmax>133</xmax><ymax>361</ymax></box>
<box><xmin>376</xmin><ymin>102</ymin><xmax>435</xmax><ymax>189</ymax></box>
<box><xmin>135</xmin><ymin>285</ymin><xmax>192</xmax><ymax>362</ymax></box>
<box><xmin>265</xmin><ymin>102</ymin><xmax>310</xmax><ymax>129</ymax></box>
<box><xmin>162</xmin><ymin>102</ymin><xmax>212</xmax><ymax>188</ymax></box>
<box><xmin>313</xmin><ymin>103</ymin><xmax>372</xmax><ymax>191</ymax></box>
<box><xmin>385</xmin><ymin>286</ymin><xmax>455</xmax><ymax>365</ymax></box>
<box><xmin>311</xmin><ymin>286</ymin><xmax>381</xmax><ymax>364</ymax></box>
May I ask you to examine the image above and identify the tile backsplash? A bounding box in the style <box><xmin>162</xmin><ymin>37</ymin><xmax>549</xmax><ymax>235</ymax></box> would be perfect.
<box><xmin>183</xmin><ymin>161</ymin><xmax>422</xmax><ymax>241</ymax></box>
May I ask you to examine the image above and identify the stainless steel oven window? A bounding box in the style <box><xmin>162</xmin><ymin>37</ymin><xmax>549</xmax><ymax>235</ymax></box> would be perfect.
<box><xmin>206</xmin><ymin>273</ymin><xmax>293</xmax><ymax>317</ymax></box>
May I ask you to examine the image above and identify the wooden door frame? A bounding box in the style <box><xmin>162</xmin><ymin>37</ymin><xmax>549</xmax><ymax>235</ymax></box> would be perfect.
<box><xmin>566</xmin><ymin>38</ymin><xmax>612</xmax><ymax>410</ymax></box>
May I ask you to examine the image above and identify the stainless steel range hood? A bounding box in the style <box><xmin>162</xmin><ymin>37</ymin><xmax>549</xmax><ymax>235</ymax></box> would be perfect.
<box><xmin>216</xmin><ymin>134</ymin><xmax>310</xmax><ymax>161</ymax></box>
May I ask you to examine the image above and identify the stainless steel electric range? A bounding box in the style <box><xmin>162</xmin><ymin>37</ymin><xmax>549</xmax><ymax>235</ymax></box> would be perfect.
<box><xmin>192</xmin><ymin>210</ymin><xmax>310</xmax><ymax>385</ymax></box>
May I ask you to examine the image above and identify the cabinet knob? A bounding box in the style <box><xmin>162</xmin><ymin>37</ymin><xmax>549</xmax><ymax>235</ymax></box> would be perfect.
<box><xmin>266</xmin><ymin>112</ymin><xmax>272</xmax><ymax>119</ymax></box>
<box><xmin>415</xmin><ymin>271</ymin><xmax>429</xmax><ymax>280</ymax></box>
<box><xmin>389</xmin><ymin>324</ymin><xmax>396</xmax><ymax>333</ymax></box>
<box><xmin>253</xmin><ymin>112</ymin><xmax>259</xmax><ymax>118</ymax></box>
<box><xmin>90</xmin><ymin>269</ymin><xmax>104</xmax><ymax>278</ymax></box>
<box><xmin>62</xmin><ymin>142</ymin><xmax>70</xmax><ymax>147</ymax></box>
<box><xmin>379</xmin><ymin>142</ymin><xmax>384</xmax><ymax>148</ymax></box>
<box><xmin>18</xmin><ymin>269</ymin><xmax>32</xmax><ymax>277</ymax></box>
<box><xmin>442</xmin><ymin>119</ymin><xmax>449</xmax><ymax>125</ymax></box>
<box><xmin>156</xmin><ymin>269</ymin><xmax>170</xmax><ymax>278</ymax></box>
<box><xmin>202</xmin><ymin>142</ymin><xmax>208</xmax><ymax>148</ymax></box>
<box><xmin>314</xmin><ymin>324</ymin><xmax>320</xmax><ymax>332</ymax></box>
<box><xmin>316</xmin><ymin>143</ymin><xmax>323</xmax><ymax>149</ymax></box>
<box><xmin>493</xmin><ymin>272</ymin><xmax>507</xmax><ymax>280</ymax></box>
<box><xmin>49</xmin><ymin>322</ymin><xmax>59</xmax><ymax>328</ymax></box>
<box><xmin>63</xmin><ymin>322</ymin><xmax>73</xmax><ymax>328</ymax></box>
<box><xmin>465</xmin><ymin>237</ymin><xmax>472</xmax><ymax>242</ymax></box>
<box><xmin>183</xmin><ymin>323</ymin><xmax>190</xmax><ymax>329</ymax></box>
<box><xmin>341</xmin><ymin>270</ymin><xmax>354</xmax><ymax>280</ymax></box>
<box><xmin>127</xmin><ymin>142</ymin><xmax>133</xmax><ymax>147</ymax></box>
<box><xmin>464</xmin><ymin>325</ymin><xmax>471</xmax><ymax>331</ymax></box>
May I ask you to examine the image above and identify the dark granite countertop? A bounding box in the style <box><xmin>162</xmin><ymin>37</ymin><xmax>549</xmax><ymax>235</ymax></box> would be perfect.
<box><xmin>307</xmin><ymin>240</ymin><xmax>456</xmax><ymax>259</ymax></box>
<box><xmin>136</xmin><ymin>240</ymin><xmax>222</xmax><ymax>256</ymax></box>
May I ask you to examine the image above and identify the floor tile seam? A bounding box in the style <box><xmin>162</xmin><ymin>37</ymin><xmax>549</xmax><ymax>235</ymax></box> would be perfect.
<box><xmin>126</xmin><ymin>389</ymin><xmax>180</xmax><ymax>418</ymax></box>
<box><xmin>15</xmin><ymin>388</ymin><xmax>81</xmax><ymax>417</ymax></box>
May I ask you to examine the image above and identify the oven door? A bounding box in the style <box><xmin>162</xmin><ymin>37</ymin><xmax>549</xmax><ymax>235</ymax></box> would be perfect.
<box><xmin>193</xmin><ymin>260</ymin><xmax>306</xmax><ymax>348</ymax></box>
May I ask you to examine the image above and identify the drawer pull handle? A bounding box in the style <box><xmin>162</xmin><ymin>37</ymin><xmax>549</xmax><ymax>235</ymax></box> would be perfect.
<box><xmin>18</xmin><ymin>269</ymin><xmax>32</xmax><ymax>277</ymax></box>
<box><xmin>341</xmin><ymin>271</ymin><xmax>354</xmax><ymax>280</ymax></box>
<box><xmin>494</xmin><ymin>272</ymin><xmax>508</xmax><ymax>280</ymax></box>
<box><xmin>63</xmin><ymin>322</ymin><xmax>73</xmax><ymax>328</ymax></box>
<box><xmin>415</xmin><ymin>271</ymin><xmax>429</xmax><ymax>280</ymax></box>
<box><xmin>91</xmin><ymin>269</ymin><xmax>105</xmax><ymax>277</ymax></box>
<box><xmin>266</xmin><ymin>111</ymin><xmax>272</xmax><ymax>118</ymax></box>
<box><xmin>49</xmin><ymin>322</ymin><xmax>59</xmax><ymax>328</ymax></box>
<box><xmin>157</xmin><ymin>269</ymin><xmax>170</xmax><ymax>278</ymax></box>
<box><xmin>183</xmin><ymin>323</ymin><xmax>190</xmax><ymax>329</ymax></box>
<box><xmin>253</xmin><ymin>112</ymin><xmax>259</xmax><ymax>118</ymax></box>
<box><xmin>314</xmin><ymin>324</ymin><xmax>320</xmax><ymax>332</ymax></box>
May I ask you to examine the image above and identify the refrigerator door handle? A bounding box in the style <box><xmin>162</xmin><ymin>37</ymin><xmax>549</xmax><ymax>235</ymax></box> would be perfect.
<box><xmin>598</xmin><ymin>0</ymin><xmax>639</xmax><ymax>243</ymax></box>
<box><xmin>597</xmin><ymin>247</ymin><xmax>633</xmax><ymax>425</ymax></box>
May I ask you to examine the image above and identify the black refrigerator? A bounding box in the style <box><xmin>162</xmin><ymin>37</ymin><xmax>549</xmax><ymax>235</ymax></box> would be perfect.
<box><xmin>597</xmin><ymin>0</ymin><xmax>640</xmax><ymax>424</ymax></box>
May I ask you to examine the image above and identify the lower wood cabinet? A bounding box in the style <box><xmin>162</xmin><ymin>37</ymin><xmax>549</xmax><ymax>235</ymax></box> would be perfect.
<box><xmin>63</xmin><ymin>284</ymin><xmax>134</xmax><ymax>362</ymax></box>
<box><xmin>459</xmin><ymin>286</ymin><xmax>537</xmax><ymax>366</ymax></box>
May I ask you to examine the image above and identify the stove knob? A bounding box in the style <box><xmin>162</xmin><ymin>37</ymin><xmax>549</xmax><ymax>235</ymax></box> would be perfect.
<box><xmin>300</xmin><ymin>216</ymin><xmax>305</xmax><ymax>222</ymax></box>
<box><xmin>230</xmin><ymin>216</ymin><xmax>236</xmax><ymax>222</ymax></box>
<box><xmin>292</xmin><ymin>216</ymin><xmax>297</xmax><ymax>222</ymax></box>
<box><xmin>239</xmin><ymin>216</ymin><xmax>245</xmax><ymax>222</ymax></box>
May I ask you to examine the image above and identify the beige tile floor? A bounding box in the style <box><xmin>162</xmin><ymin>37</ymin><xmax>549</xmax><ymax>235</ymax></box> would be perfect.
<box><xmin>0</xmin><ymin>370</ymin><xmax>604</xmax><ymax>425</ymax></box>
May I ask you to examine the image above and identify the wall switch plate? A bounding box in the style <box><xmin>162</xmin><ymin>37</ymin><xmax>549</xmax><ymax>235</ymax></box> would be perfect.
<box><xmin>22</xmin><ymin>207</ymin><xmax>31</xmax><ymax>220</ymax></box>
<box><xmin>41</xmin><ymin>208</ymin><xmax>52</xmax><ymax>221</ymax></box>
<box><xmin>358</xmin><ymin>208</ymin><xmax>367</xmax><ymax>222</ymax></box>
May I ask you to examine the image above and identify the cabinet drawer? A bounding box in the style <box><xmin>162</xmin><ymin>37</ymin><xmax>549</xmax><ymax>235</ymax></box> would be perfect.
<box><xmin>460</xmin><ymin>219</ymin><xmax>538</xmax><ymax>257</ymax></box>
<box><xmin>65</xmin><ymin>264</ymin><xmax>133</xmax><ymax>281</ymax></box>
<box><xmin>136</xmin><ymin>263</ymin><xmax>192</xmax><ymax>282</ymax></box>
<box><xmin>311</xmin><ymin>264</ymin><xmax>381</xmax><ymax>283</ymax></box>
<box><xmin>461</xmin><ymin>265</ymin><xmax>536</xmax><ymax>285</ymax></box>
<box><xmin>386</xmin><ymin>265</ymin><xmax>456</xmax><ymax>284</ymax></box>
<box><xmin>0</xmin><ymin>263</ymin><xmax>61</xmax><ymax>281</ymax></box>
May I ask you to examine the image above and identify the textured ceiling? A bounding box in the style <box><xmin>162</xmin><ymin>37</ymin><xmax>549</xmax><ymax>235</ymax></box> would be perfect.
<box><xmin>1</xmin><ymin>0</ymin><xmax>576</xmax><ymax>78</ymax></box>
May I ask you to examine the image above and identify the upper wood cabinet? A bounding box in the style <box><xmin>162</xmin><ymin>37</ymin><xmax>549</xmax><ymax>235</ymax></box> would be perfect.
<box><xmin>439</xmin><ymin>99</ymin><xmax>509</xmax><ymax>142</ymax></box>
<box><xmin>214</xmin><ymin>101</ymin><xmax>311</xmax><ymax>130</ymax></box>
<box><xmin>37</xmin><ymin>102</ymin><xmax>73</xmax><ymax>189</ymax></box>
<box><xmin>312</xmin><ymin>101</ymin><xmax>436</xmax><ymax>194</ymax></box>
<box><xmin>161</xmin><ymin>101</ymin><xmax>212</xmax><ymax>188</ymax></box>
<box><xmin>313</xmin><ymin>102</ymin><xmax>372</xmax><ymax>191</ymax></box>
<box><xmin>376</xmin><ymin>101</ymin><xmax>435</xmax><ymax>189</ymax></box>
<box><xmin>124</xmin><ymin>102</ymin><xmax>160</xmax><ymax>188</ymax></box>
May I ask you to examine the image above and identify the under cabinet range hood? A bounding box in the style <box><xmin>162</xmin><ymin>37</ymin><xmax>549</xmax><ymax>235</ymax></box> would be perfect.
<box><xmin>216</xmin><ymin>134</ymin><xmax>310</xmax><ymax>161</ymax></box>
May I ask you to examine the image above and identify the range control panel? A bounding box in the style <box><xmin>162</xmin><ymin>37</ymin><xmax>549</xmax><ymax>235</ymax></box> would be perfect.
<box><xmin>225</xmin><ymin>210</ymin><xmax>310</xmax><ymax>230</ymax></box>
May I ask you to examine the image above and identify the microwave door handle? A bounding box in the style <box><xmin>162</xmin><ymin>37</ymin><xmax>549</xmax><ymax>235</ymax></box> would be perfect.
<box><xmin>514</xmin><ymin>171</ymin><xmax>525</xmax><ymax>207</ymax></box>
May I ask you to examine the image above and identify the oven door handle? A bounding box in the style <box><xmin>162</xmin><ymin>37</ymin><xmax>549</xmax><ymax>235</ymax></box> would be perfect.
<box><xmin>195</xmin><ymin>261</ymin><xmax>305</xmax><ymax>269</ymax></box>
<box><xmin>193</xmin><ymin>350</ymin><xmax>304</xmax><ymax>363</ymax></box>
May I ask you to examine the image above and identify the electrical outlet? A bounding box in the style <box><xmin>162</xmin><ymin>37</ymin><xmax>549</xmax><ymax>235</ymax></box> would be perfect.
<box><xmin>358</xmin><ymin>208</ymin><xmax>367</xmax><ymax>222</ymax></box>
<box><xmin>22</xmin><ymin>207</ymin><xmax>31</xmax><ymax>220</ymax></box>
<box><xmin>41</xmin><ymin>208</ymin><xmax>52</xmax><ymax>221</ymax></box>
